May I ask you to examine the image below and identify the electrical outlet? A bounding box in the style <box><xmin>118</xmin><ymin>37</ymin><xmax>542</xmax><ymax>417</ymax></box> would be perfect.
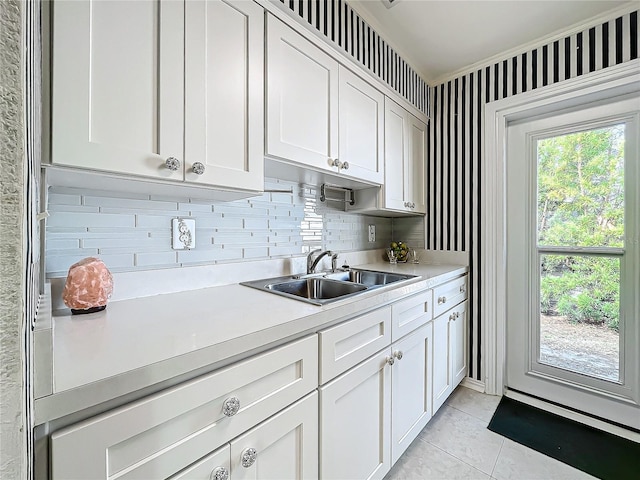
<box><xmin>172</xmin><ymin>218</ymin><xmax>196</xmax><ymax>250</ymax></box>
<box><xmin>368</xmin><ymin>224</ymin><xmax>376</xmax><ymax>242</ymax></box>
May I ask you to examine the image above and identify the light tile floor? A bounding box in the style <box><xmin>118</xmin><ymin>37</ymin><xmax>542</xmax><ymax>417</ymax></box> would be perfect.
<box><xmin>384</xmin><ymin>386</ymin><xmax>596</xmax><ymax>480</ymax></box>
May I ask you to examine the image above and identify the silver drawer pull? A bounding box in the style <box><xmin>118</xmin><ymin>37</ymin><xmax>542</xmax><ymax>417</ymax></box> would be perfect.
<box><xmin>241</xmin><ymin>447</ymin><xmax>257</xmax><ymax>468</ymax></box>
<box><xmin>459</xmin><ymin>285</ymin><xmax>466</xmax><ymax>293</ymax></box>
<box><xmin>449</xmin><ymin>313</ymin><xmax>455</xmax><ymax>322</ymax></box>
<box><xmin>393</xmin><ymin>350</ymin><xmax>403</xmax><ymax>360</ymax></box>
<box><xmin>222</xmin><ymin>396</ymin><xmax>240</xmax><ymax>417</ymax></box>
<box><xmin>342</xmin><ymin>161</ymin><xmax>349</xmax><ymax>170</ymax></box>
<box><xmin>386</xmin><ymin>356</ymin><xmax>395</xmax><ymax>366</ymax></box>
<box><xmin>210</xmin><ymin>466</ymin><xmax>229</xmax><ymax>480</ymax></box>
<box><xmin>438</xmin><ymin>296</ymin><xmax>447</xmax><ymax>305</ymax></box>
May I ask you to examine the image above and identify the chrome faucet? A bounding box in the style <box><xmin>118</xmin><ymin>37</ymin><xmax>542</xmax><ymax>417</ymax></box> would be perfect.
<box><xmin>307</xmin><ymin>249</ymin><xmax>333</xmax><ymax>274</ymax></box>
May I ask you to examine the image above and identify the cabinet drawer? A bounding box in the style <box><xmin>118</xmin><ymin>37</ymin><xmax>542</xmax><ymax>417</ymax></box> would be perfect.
<box><xmin>391</xmin><ymin>289</ymin><xmax>432</xmax><ymax>341</ymax></box>
<box><xmin>433</xmin><ymin>275</ymin><xmax>468</xmax><ymax>318</ymax></box>
<box><xmin>51</xmin><ymin>335</ymin><xmax>318</xmax><ymax>479</ymax></box>
<box><xmin>319</xmin><ymin>306</ymin><xmax>391</xmax><ymax>384</ymax></box>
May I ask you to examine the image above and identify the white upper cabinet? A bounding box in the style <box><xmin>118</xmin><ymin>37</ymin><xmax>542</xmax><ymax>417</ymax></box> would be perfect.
<box><xmin>51</xmin><ymin>0</ymin><xmax>184</xmax><ymax>180</ymax></box>
<box><xmin>51</xmin><ymin>0</ymin><xmax>264</xmax><ymax>194</ymax></box>
<box><xmin>383</xmin><ymin>98</ymin><xmax>427</xmax><ymax>214</ymax></box>
<box><xmin>338</xmin><ymin>66</ymin><xmax>385</xmax><ymax>184</ymax></box>
<box><xmin>266</xmin><ymin>14</ymin><xmax>339</xmax><ymax>172</ymax></box>
<box><xmin>266</xmin><ymin>15</ymin><xmax>384</xmax><ymax>186</ymax></box>
<box><xmin>184</xmin><ymin>0</ymin><xmax>263</xmax><ymax>191</ymax></box>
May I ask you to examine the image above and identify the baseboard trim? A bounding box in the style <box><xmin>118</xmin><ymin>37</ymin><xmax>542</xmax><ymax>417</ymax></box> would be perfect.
<box><xmin>506</xmin><ymin>390</ymin><xmax>640</xmax><ymax>443</ymax></box>
<box><xmin>461</xmin><ymin>377</ymin><xmax>485</xmax><ymax>393</ymax></box>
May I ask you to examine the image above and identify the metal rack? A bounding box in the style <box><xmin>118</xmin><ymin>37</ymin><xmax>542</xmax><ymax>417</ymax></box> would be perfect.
<box><xmin>319</xmin><ymin>184</ymin><xmax>355</xmax><ymax>206</ymax></box>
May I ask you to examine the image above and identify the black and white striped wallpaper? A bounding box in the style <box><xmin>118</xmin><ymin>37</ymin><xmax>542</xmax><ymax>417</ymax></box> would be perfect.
<box><xmin>276</xmin><ymin>0</ymin><xmax>429</xmax><ymax>115</ymax></box>
<box><xmin>427</xmin><ymin>9</ymin><xmax>639</xmax><ymax>382</ymax></box>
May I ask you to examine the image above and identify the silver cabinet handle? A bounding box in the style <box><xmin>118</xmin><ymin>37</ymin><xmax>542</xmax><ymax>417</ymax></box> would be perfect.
<box><xmin>222</xmin><ymin>396</ymin><xmax>240</xmax><ymax>417</ymax></box>
<box><xmin>165</xmin><ymin>156</ymin><xmax>181</xmax><ymax>171</ymax></box>
<box><xmin>449</xmin><ymin>313</ymin><xmax>455</xmax><ymax>322</ymax></box>
<box><xmin>241</xmin><ymin>447</ymin><xmax>257</xmax><ymax>468</ymax></box>
<box><xmin>460</xmin><ymin>285</ymin><xmax>466</xmax><ymax>293</ymax></box>
<box><xmin>210</xmin><ymin>466</ymin><xmax>229</xmax><ymax>480</ymax></box>
<box><xmin>438</xmin><ymin>296</ymin><xmax>447</xmax><ymax>305</ymax></box>
<box><xmin>386</xmin><ymin>356</ymin><xmax>395</xmax><ymax>366</ymax></box>
<box><xmin>411</xmin><ymin>202</ymin><xmax>416</xmax><ymax>208</ymax></box>
<box><xmin>393</xmin><ymin>350</ymin><xmax>403</xmax><ymax>360</ymax></box>
<box><xmin>331</xmin><ymin>159</ymin><xmax>349</xmax><ymax>171</ymax></box>
<box><xmin>192</xmin><ymin>162</ymin><xmax>205</xmax><ymax>175</ymax></box>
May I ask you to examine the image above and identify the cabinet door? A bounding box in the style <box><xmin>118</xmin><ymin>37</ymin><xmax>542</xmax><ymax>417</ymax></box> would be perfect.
<box><xmin>230</xmin><ymin>392</ymin><xmax>318</xmax><ymax>480</ymax></box>
<box><xmin>451</xmin><ymin>301</ymin><xmax>468</xmax><ymax>386</ymax></box>
<box><xmin>266</xmin><ymin>15</ymin><xmax>338</xmax><ymax>171</ymax></box>
<box><xmin>432</xmin><ymin>312</ymin><xmax>452</xmax><ymax>414</ymax></box>
<box><xmin>170</xmin><ymin>445</ymin><xmax>230</xmax><ymax>480</ymax></box>
<box><xmin>338</xmin><ymin>66</ymin><xmax>384</xmax><ymax>184</ymax></box>
<box><xmin>407</xmin><ymin>113</ymin><xmax>427</xmax><ymax>214</ymax></box>
<box><xmin>320</xmin><ymin>349</ymin><xmax>391</xmax><ymax>480</ymax></box>
<box><xmin>383</xmin><ymin>99</ymin><xmax>409</xmax><ymax>211</ymax></box>
<box><xmin>391</xmin><ymin>324</ymin><xmax>433</xmax><ymax>464</ymax></box>
<box><xmin>184</xmin><ymin>0</ymin><xmax>263</xmax><ymax>191</ymax></box>
<box><xmin>51</xmin><ymin>0</ymin><xmax>184</xmax><ymax>179</ymax></box>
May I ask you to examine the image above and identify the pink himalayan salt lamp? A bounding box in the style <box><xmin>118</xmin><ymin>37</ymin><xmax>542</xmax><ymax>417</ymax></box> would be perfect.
<box><xmin>62</xmin><ymin>257</ymin><xmax>113</xmax><ymax>314</ymax></box>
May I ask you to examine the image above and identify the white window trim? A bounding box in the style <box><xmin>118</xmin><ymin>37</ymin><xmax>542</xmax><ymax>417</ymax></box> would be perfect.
<box><xmin>481</xmin><ymin>59</ymin><xmax>640</xmax><ymax>395</ymax></box>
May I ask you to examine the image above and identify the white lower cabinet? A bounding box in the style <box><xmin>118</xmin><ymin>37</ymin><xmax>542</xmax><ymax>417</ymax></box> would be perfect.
<box><xmin>50</xmin><ymin>335</ymin><xmax>317</xmax><ymax>479</ymax></box>
<box><xmin>230</xmin><ymin>392</ymin><xmax>318</xmax><ymax>480</ymax></box>
<box><xmin>320</xmin><ymin>349</ymin><xmax>392</xmax><ymax>480</ymax></box>
<box><xmin>390</xmin><ymin>324</ymin><xmax>433</xmax><ymax>464</ymax></box>
<box><xmin>319</xmin><ymin>294</ymin><xmax>437</xmax><ymax>480</ymax></box>
<box><xmin>319</xmin><ymin>325</ymin><xmax>434</xmax><ymax>479</ymax></box>
<box><xmin>432</xmin><ymin>300</ymin><xmax>468</xmax><ymax>414</ymax></box>
<box><xmin>172</xmin><ymin>393</ymin><xmax>318</xmax><ymax>480</ymax></box>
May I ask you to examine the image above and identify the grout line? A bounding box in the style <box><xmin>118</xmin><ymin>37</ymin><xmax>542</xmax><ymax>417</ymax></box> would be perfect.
<box><xmin>490</xmin><ymin>437</ymin><xmax>506</xmax><ymax>478</ymax></box>
<box><xmin>417</xmin><ymin>437</ymin><xmax>491</xmax><ymax>478</ymax></box>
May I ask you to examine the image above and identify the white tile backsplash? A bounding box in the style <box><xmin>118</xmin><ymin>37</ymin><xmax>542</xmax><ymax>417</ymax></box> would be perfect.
<box><xmin>45</xmin><ymin>178</ymin><xmax>407</xmax><ymax>277</ymax></box>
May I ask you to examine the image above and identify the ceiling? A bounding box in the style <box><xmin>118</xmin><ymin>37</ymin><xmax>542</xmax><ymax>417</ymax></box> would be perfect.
<box><xmin>349</xmin><ymin>0</ymin><xmax>631</xmax><ymax>83</ymax></box>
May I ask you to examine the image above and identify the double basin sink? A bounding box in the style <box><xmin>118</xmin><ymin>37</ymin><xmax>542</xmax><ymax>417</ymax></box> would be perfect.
<box><xmin>241</xmin><ymin>269</ymin><xmax>418</xmax><ymax>305</ymax></box>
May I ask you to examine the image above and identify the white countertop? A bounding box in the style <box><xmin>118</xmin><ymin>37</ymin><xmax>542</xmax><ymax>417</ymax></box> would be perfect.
<box><xmin>37</xmin><ymin>261</ymin><xmax>467</xmax><ymax>424</ymax></box>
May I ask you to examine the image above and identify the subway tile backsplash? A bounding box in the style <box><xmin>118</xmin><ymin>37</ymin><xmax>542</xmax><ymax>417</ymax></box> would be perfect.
<box><xmin>45</xmin><ymin>178</ymin><xmax>409</xmax><ymax>277</ymax></box>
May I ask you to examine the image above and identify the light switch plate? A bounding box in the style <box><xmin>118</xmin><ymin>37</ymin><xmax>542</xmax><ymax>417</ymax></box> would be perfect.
<box><xmin>172</xmin><ymin>218</ymin><xmax>196</xmax><ymax>250</ymax></box>
<box><xmin>368</xmin><ymin>224</ymin><xmax>376</xmax><ymax>242</ymax></box>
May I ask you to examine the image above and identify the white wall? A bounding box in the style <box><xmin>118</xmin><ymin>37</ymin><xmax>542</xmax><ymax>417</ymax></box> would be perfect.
<box><xmin>0</xmin><ymin>0</ymin><xmax>27</xmax><ymax>477</ymax></box>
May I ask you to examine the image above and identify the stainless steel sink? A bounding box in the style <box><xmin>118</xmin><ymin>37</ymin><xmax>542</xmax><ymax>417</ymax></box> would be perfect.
<box><xmin>266</xmin><ymin>278</ymin><xmax>367</xmax><ymax>302</ymax></box>
<box><xmin>241</xmin><ymin>269</ymin><xmax>418</xmax><ymax>305</ymax></box>
<box><xmin>324</xmin><ymin>269</ymin><xmax>416</xmax><ymax>287</ymax></box>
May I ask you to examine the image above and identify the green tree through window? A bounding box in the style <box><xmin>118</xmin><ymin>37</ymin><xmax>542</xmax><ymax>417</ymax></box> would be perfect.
<box><xmin>537</xmin><ymin>125</ymin><xmax>624</xmax><ymax>330</ymax></box>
